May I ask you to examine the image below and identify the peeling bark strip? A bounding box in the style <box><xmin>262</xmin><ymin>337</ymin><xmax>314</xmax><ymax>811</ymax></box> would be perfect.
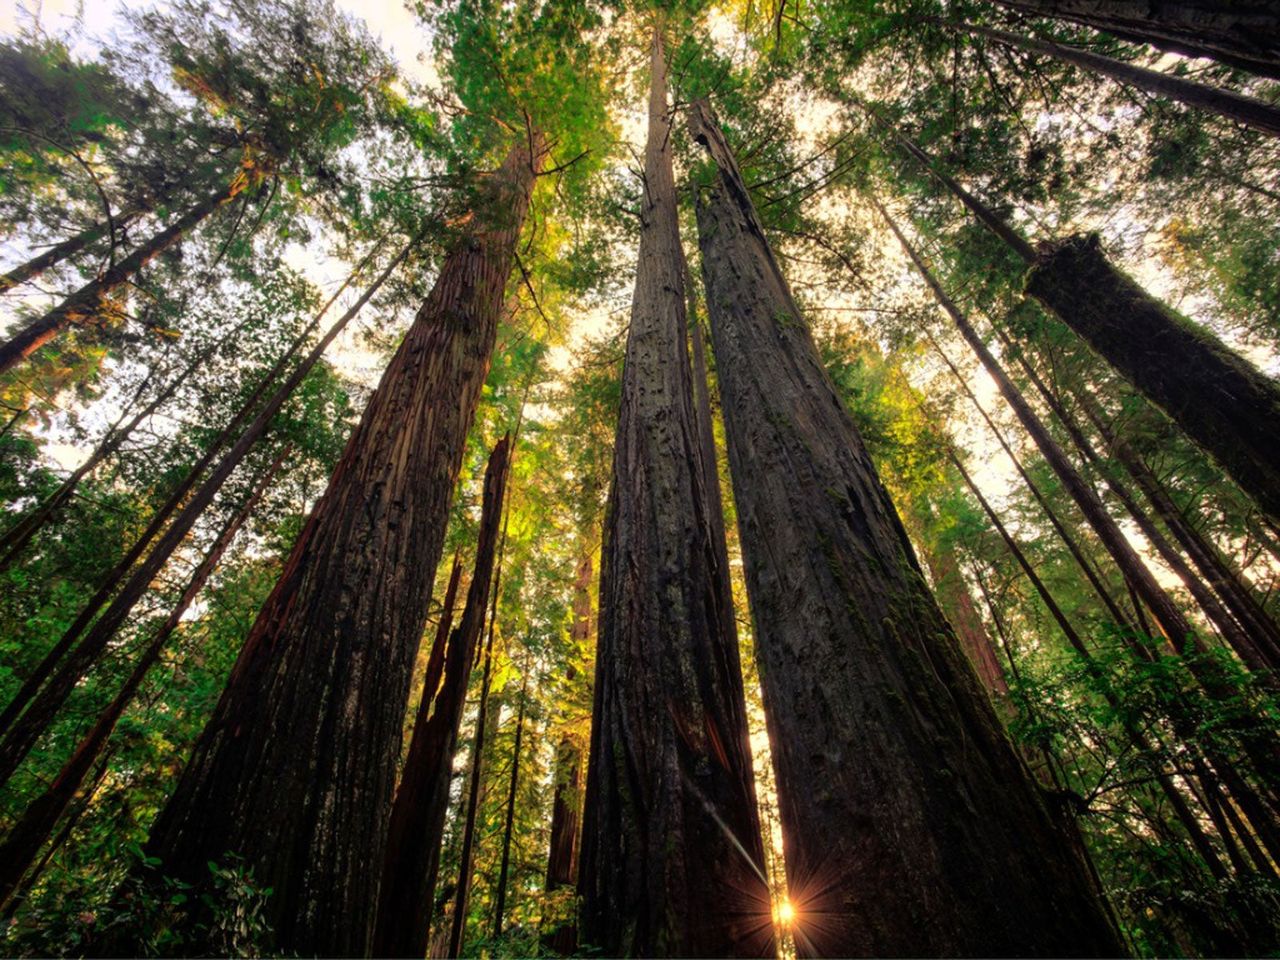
<box><xmin>577</xmin><ymin>30</ymin><xmax>772</xmax><ymax>959</ymax></box>
<box><xmin>991</xmin><ymin>0</ymin><xmax>1280</xmax><ymax>79</ymax></box>
<box><xmin>140</xmin><ymin>139</ymin><xmax>542</xmax><ymax>958</ymax></box>
<box><xmin>372</xmin><ymin>438</ymin><xmax>510</xmax><ymax>960</ymax></box>
<box><xmin>688</xmin><ymin>98</ymin><xmax>1124</xmax><ymax>958</ymax></box>
<box><xmin>1027</xmin><ymin>234</ymin><xmax>1280</xmax><ymax>528</ymax></box>
<box><xmin>0</xmin><ymin>186</ymin><xmax>234</xmax><ymax>376</ymax></box>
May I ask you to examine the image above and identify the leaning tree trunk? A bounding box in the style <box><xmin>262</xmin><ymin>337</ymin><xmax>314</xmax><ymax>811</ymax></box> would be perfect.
<box><xmin>577</xmin><ymin>30</ymin><xmax>772</xmax><ymax>960</ymax></box>
<box><xmin>689</xmin><ymin>97</ymin><xmax>1124</xmax><ymax>958</ymax></box>
<box><xmin>1024</xmin><ymin>234</ymin><xmax>1280</xmax><ymax>530</ymax></box>
<box><xmin>871</xmin><ymin>116</ymin><xmax>1280</xmax><ymax>530</ymax></box>
<box><xmin>920</xmin><ymin>537</ymin><xmax>1009</xmax><ymax>694</ymax></box>
<box><xmin>136</xmin><ymin>139</ymin><xmax>542</xmax><ymax>958</ymax></box>
<box><xmin>951</xmin><ymin>20</ymin><xmax>1280</xmax><ymax>136</ymax></box>
<box><xmin>0</xmin><ymin>445</ymin><xmax>285</xmax><ymax>910</ymax></box>
<box><xmin>0</xmin><ymin>239</ymin><xmax>409</xmax><ymax>791</ymax></box>
<box><xmin>371</xmin><ymin>439</ymin><xmax>509</xmax><ymax>959</ymax></box>
<box><xmin>990</xmin><ymin>0</ymin><xmax>1280</xmax><ymax>78</ymax></box>
<box><xmin>880</xmin><ymin>205</ymin><xmax>1280</xmax><ymax>800</ymax></box>
<box><xmin>0</xmin><ymin>208</ymin><xmax>141</xmax><ymax>296</ymax></box>
<box><xmin>0</xmin><ymin>186</ymin><xmax>234</xmax><ymax>376</ymax></box>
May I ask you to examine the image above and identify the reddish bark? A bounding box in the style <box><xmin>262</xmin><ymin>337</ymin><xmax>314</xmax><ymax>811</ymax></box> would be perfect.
<box><xmin>137</xmin><ymin>138</ymin><xmax>542</xmax><ymax>957</ymax></box>
<box><xmin>372</xmin><ymin>439</ymin><xmax>510</xmax><ymax>959</ymax></box>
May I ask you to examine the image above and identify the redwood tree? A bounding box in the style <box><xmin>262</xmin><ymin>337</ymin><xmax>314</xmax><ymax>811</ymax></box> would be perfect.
<box><xmin>689</xmin><ymin>97</ymin><xmax>1124</xmax><ymax>957</ymax></box>
<box><xmin>577</xmin><ymin>28</ymin><xmax>772</xmax><ymax>959</ymax></box>
<box><xmin>135</xmin><ymin>137</ymin><xmax>543</xmax><ymax>956</ymax></box>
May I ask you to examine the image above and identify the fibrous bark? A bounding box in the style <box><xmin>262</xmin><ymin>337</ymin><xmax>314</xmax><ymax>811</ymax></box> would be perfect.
<box><xmin>689</xmin><ymin>97</ymin><xmax>1124</xmax><ymax>958</ymax></box>
<box><xmin>372</xmin><ymin>439</ymin><xmax>510</xmax><ymax>959</ymax></box>
<box><xmin>577</xmin><ymin>31</ymin><xmax>772</xmax><ymax>959</ymax></box>
<box><xmin>138</xmin><ymin>138</ymin><xmax>541</xmax><ymax>957</ymax></box>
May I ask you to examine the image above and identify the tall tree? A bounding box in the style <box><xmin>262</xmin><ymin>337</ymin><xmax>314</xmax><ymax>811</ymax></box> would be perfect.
<box><xmin>988</xmin><ymin>0</ymin><xmax>1280</xmax><ymax>78</ymax></box>
<box><xmin>577</xmin><ymin>27</ymin><xmax>772</xmax><ymax>959</ymax></box>
<box><xmin>689</xmin><ymin>97</ymin><xmax>1124</xmax><ymax>957</ymax></box>
<box><xmin>372</xmin><ymin>439</ymin><xmax>509</xmax><ymax>959</ymax></box>
<box><xmin>875</xmin><ymin>117</ymin><xmax>1280</xmax><ymax>532</ymax></box>
<box><xmin>135</xmin><ymin>137</ymin><xmax>543</xmax><ymax>956</ymax></box>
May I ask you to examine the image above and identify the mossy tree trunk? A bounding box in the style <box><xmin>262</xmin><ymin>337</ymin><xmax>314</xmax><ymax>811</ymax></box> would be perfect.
<box><xmin>690</xmin><ymin>98</ymin><xmax>1124</xmax><ymax>958</ymax></box>
<box><xmin>138</xmin><ymin>138</ymin><xmax>542</xmax><ymax>957</ymax></box>
<box><xmin>577</xmin><ymin>31</ymin><xmax>772</xmax><ymax>959</ymax></box>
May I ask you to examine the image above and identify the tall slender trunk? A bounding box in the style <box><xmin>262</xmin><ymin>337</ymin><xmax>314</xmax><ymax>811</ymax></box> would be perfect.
<box><xmin>578</xmin><ymin>32</ymin><xmax>771</xmax><ymax>960</ymax></box>
<box><xmin>949</xmin><ymin>449</ymin><xmax>1231</xmax><ymax>882</ymax></box>
<box><xmin>1072</xmin><ymin>388</ymin><xmax>1280</xmax><ymax>669</ymax></box>
<box><xmin>0</xmin><ymin>239</ymin><xmax>411</xmax><ymax>790</ymax></box>
<box><xmin>448</xmin><ymin>457</ymin><xmax>517</xmax><ymax>959</ymax></box>
<box><xmin>689</xmin><ymin>98</ymin><xmax>1123</xmax><ymax>957</ymax></box>
<box><xmin>873</xmin><ymin>117</ymin><xmax>1280</xmax><ymax>528</ymax></box>
<box><xmin>0</xmin><ymin>312</ymin><xmax>254</xmax><ymax>571</ymax></box>
<box><xmin>881</xmin><ymin>206</ymin><xmax>1280</xmax><ymax>810</ymax></box>
<box><xmin>0</xmin><ymin>445</ymin><xmax>285</xmax><ymax>909</ymax></box>
<box><xmin>1004</xmin><ymin>335</ymin><xmax>1280</xmax><ymax>674</ymax></box>
<box><xmin>0</xmin><ymin>210</ymin><xmax>137</xmax><ymax>296</ymax></box>
<box><xmin>0</xmin><ymin>238</ymin><xmax>385</xmax><ymax>741</ymax></box>
<box><xmin>923</xmin><ymin>328</ymin><xmax>1138</xmax><ymax>633</ymax></box>
<box><xmin>136</xmin><ymin>138</ymin><xmax>542</xmax><ymax>959</ymax></box>
<box><xmin>0</xmin><ymin>186</ymin><xmax>233</xmax><ymax>376</ymax></box>
<box><xmin>952</xmin><ymin>20</ymin><xmax>1280</xmax><ymax>136</ymax></box>
<box><xmin>372</xmin><ymin>440</ymin><xmax>510</xmax><ymax>959</ymax></box>
<box><xmin>492</xmin><ymin>664</ymin><xmax>529</xmax><ymax>937</ymax></box>
<box><xmin>543</xmin><ymin>554</ymin><xmax>590</xmax><ymax>955</ymax></box>
<box><xmin>990</xmin><ymin>0</ymin><xmax>1280</xmax><ymax>79</ymax></box>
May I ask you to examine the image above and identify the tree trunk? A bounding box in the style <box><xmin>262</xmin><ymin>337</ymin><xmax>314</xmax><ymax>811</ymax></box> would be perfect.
<box><xmin>0</xmin><ymin>211</ymin><xmax>136</xmax><ymax>296</ymax></box>
<box><xmin>689</xmin><ymin>97</ymin><xmax>1123</xmax><ymax>957</ymax></box>
<box><xmin>0</xmin><ymin>445</ymin><xmax>285</xmax><ymax>910</ymax></box>
<box><xmin>921</xmin><ymin>538</ymin><xmax>1009</xmax><ymax>694</ymax></box>
<box><xmin>990</xmin><ymin>0</ymin><xmax>1280</xmax><ymax>79</ymax></box>
<box><xmin>448</xmin><ymin>466</ymin><xmax>516</xmax><ymax>958</ymax></box>
<box><xmin>0</xmin><ymin>238</ymin><xmax>412</xmax><ymax>791</ymax></box>
<box><xmin>577</xmin><ymin>33</ymin><xmax>771</xmax><ymax>960</ymax></box>
<box><xmin>492</xmin><ymin>664</ymin><xmax>529</xmax><ymax>938</ymax></box>
<box><xmin>881</xmin><ymin>206</ymin><xmax>1280</xmax><ymax>801</ymax></box>
<box><xmin>543</xmin><ymin>555</ymin><xmax>590</xmax><ymax>955</ymax></box>
<box><xmin>949</xmin><ymin>449</ymin><xmax>1232</xmax><ymax>882</ymax></box>
<box><xmin>0</xmin><ymin>237</ymin><xmax>386</xmax><ymax>741</ymax></box>
<box><xmin>1003</xmin><ymin>335</ymin><xmax>1280</xmax><ymax>674</ymax></box>
<box><xmin>0</xmin><ymin>186</ymin><xmax>233</xmax><ymax>376</ymax></box>
<box><xmin>872</xmin><ymin>117</ymin><xmax>1280</xmax><ymax>531</ymax></box>
<box><xmin>923</xmin><ymin>328</ymin><xmax>1139</xmax><ymax>634</ymax></box>
<box><xmin>137</xmin><ymin>139</ymin><xmax>542</xmax><ymax>958</ymax></box>
<box><xmin>371</xmin><ymin>440</ymin><xmax>510</xmax><ymax>959</ymax></box>
<box><xmin>953</xmin><ymin>19</ymin><xmax>1280</xmax><ymax>136</ymax></box>
<box><xmin>0</xmin><ymin>311</ymin><xmax>255</xmax><ymax>572</ymax></box>
<box><xmin>1025</xmin><ymin>234</ymin><xmax>1280</xmax><ymax>529</ymax></box>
